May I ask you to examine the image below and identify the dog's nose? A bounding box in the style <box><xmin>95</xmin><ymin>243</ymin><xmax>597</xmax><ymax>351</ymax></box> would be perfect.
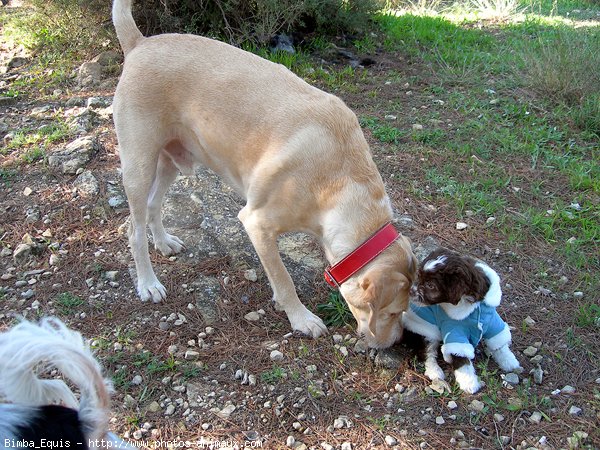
<box><xmin>409</xmin><ymin>284</ymin><xmax>418</xmax><ymax>297</ymax></box>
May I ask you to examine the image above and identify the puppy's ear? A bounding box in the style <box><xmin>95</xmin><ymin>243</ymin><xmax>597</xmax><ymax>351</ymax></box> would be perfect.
<box><xmin>361</xmin><ymin>278</ymin><xmax>379</xmax><ymax>337</ymax></box>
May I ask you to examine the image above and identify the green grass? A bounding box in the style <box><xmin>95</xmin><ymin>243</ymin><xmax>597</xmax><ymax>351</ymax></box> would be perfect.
<box><xmin>55</xmin><ymin>292</ymin><xmax>85</xmax><ymax>315</ymax></box>
<box><xmin>3</xmin><ymin>121</ymin><xmax>72</xmax><ymax>156</ymax></box>
<box><xmin>575</xmin><ymin>302</ymin><xmax>600</xmax><ymax>328</ymax></box>
<box><xmin>0</xmin><ymin>168</ymin><xmax>17</xmax><ymax>187</ymax></box>
<box><xmin>317</xmin><ymin>291</ymin><xmax>354</xmax><ymax>327</ymax></box>
<box><xmin>260</xmin><ymin>365</ymin><xmax>286</xmax><ymax>384</ymax></box>
<box><xmin>425</xmin><ymin>167</ymin><xmax>509</xmax><ymax>217</ymax></box>
<box><xmin>21</xmin><ymin>147</ymin><xmax>45</xmax><ymax>164</ymax></box>
<box><xmin>360</xmin><ymin>116</ymin><xmax>406</xmax><ymax>145</ymax></box>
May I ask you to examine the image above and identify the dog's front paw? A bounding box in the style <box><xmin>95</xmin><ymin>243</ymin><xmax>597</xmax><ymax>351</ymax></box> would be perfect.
<box><xmin>288</xmin><ymin>307</ymin><xmax>328</xmax><ymax>338</ymax></box>
<box><xmin>138</xmin><ymin>279</ymin><xmax>167</xmax><ymax>303</ymax></box>
<box><xmin>492</xmin><ymin>345</ymin><xmax>522</xmax><ymax>373</ymax></box>
<box><xmin>425</xmin><ymin>362</ymin><xmax>446</xmax><ymax>381</ymax></box>
<box><xmin>454</xmin><ymin>364</ymin><xmax>482</xmax><ymax>394</ymax></box>
<box><xmin>154</xmin><ymin>233</ymin><xmax>185</xmax><ymax>256</ymax></box>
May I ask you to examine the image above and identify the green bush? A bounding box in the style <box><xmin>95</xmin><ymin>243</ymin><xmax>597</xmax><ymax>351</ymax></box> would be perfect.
<box><xmin>14</xmin><ymin>0</ymin><xmax>382</xmax><ymax>57</ymax></box>
<box><xmin>132</xmin><ymin>0</ymin><xmax>383</xmax><ymax>45</ymax></box>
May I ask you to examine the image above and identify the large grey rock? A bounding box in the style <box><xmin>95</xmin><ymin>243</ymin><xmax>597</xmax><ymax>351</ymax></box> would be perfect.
<box><xmin>48</xmin><ymin>136</ymin><xmax>100</xmax><ymax>174</ymax></box>
<box><xmin>153</xmin><ymin>167</ymin><xmax>325</xmax><ymax>324</ymax></box>
<box><xmin>412</xmin><ymin>235</ymin><xmax>440</xmax><ymax>262</ymax></box>
<box><xmin>77</xmin><ymin>61</ymin><xmax>103</xmax><ymax>87</ymax></box>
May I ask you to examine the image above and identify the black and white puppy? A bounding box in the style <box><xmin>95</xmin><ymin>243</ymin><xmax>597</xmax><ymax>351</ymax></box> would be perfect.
<box><xmin>0</xmin><ymin>317</ymin><xmax>132</xmax><ymax>449</ymax></box>
<box><xmin>402</xmin><ymin>248</ymin><xmax>521</xmax><ymax>393</ymax></box>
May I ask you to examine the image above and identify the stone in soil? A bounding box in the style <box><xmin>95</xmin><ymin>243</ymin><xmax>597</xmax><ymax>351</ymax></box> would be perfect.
<box><xmin>270</xmin><ymin>350</ymin><xmax>284</xmax><ymax>361</ymax></box>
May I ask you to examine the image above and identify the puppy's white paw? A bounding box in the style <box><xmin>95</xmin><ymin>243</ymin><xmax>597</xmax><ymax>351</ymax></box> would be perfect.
<box><xmin>138</xmin><ymin>279</ymin><xmax>167</xmax><ymax>303</ymax></box>
<box><xmin>425</xmin><ymin>361</ymin><xmax>446</xmax><ymax>381</ymax></box>
<box><xmin>493</xmin><ymin>345</ymin><xmax>522</xmax><ymax>372</ymax></box>
<box><xmin>154</xmin><ymin>233</ymin><xmax>185</xmax><ymax>256</ymax></box>
<box><xmin>288</xmin><ymin>307</ymin><xmax>328</xmax><ymax>338</ymax></box>
<box><xmin>454</xmin><ymin>363</ymin><xmax>482</xmax><ymax>394</ymax></box>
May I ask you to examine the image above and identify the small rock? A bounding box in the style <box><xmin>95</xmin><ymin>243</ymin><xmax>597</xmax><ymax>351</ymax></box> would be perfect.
<box><xmin>23</xmin><ymin>187</ymin><xmax>33</xmax><ymax>196</ymax></box>
<box><xmin>74</xmin><ymin>170</ymin><xmax>100</xmax><ymax>197</ymax></box>
<box><xmin>270</xmin><ymin>350</ymin><xmax>284</xmax><ymax>362</ymax></box>
<box><xmin>435</xmin><ymin>416</ymin><xmax>445</xmax><ymax>425</ymax></box>
<box><xmin>244</xmin><ymin>269</ymin><xmax>258</xmax><ymax>282</ymax></box>
<box><xmin>8</xmin><ymin>56</ymin><xmax>30</xmax><ymax>69</ymax></box>
<box><xmin>412</xmin><ymin>123</ymin><xmax>423</xmax><ymax>130</ymax></box>
<box><xmin>530</xmin><ymin>354</ymin><xmax>543</xmax><ymax>364</ymax></box>
<box><xmin>529</xmin><ymin>411</ymin><xmax>543</xmax><ymax>423</ymax></box>
<box><xmin>164</xmin><ymin>404</ymin><xmax>175</xmax><ymax>416</ymax></box>
<box><xmin>503</xmin><ymin>373</ymin><xmax>519</xmax><ymax>385</ymax></box>
<box><xmin>132</xmin><ymin>430</ymin><xmax>143</xmax><ymax>440</ymax></box>
<box><xmin>286</xmin><ymin>436</ymin><xmax>295</xmax><ymax>447</ymax></box>
<box><xmin>13</xmin><ymin>244</ymin><xmax>32</xmax><ymax>264</ymax></box>
<box><xmin>469</xmin><ymin>400</ymin><xmax>485</xmax><ymax>412</ymax></box>
<box><xmin>341</xmin><ymin>443</ymin><xmax>352</xmax><ymax>450</ymax></box>
<box><xmin>384</xmin><ymin>435</ymin><xmax>397</xmax><ymax>446</ymax></box>
<box><xmin>21</xmin><ymin>289</ymin><xmax>34</xmax><ymax>299</ymax></box>
<box><xmin>216</xmin><ymin>404</ymin><xmax>236</xmax><ymax>419</ymax></box>
<box><xmin>244</xmin><ymin>311</ymin><xmax>261</xmax><ymax>321</ymax></box>
<box><xmin>184</xmin><ymin>350</ymin><xmax>200</xmax><ymax>360</ymax></box>
<box><xmin>430</xmin><ymin>378</ymin><xmax>450</xmax><ymax>394</ymax></box>
<box><xmin>49</xmin><ymin>253</ymin><xmax>61</xmax><ymax>266</ymax></box>
<box><xmin>562</xmin><ymin>385</ymin><xmax>576</xmax><ymax>394</ymax></box>
<box><xmin>531</xmin><ymin>366</ymin><xmax>543</xmax><ymax>384</ymax></box>
<box><xmin>147</xmin><ymin>401</ymin><xmax>161</xmax><ymax>413</ymax></box>
<box><xmin>333</xmin><ymin>416</ymin><xmax>352</xmax><ymax>429</ymax></box>
<box><xmin>524</xmin><ymin>316</ymin><xmax>536</xmax><ymax>326</ymax></box>
<box><xmin>104</xmin><ymin>271</ymin><xmax>119</xmax><ymax>281</ymax></box>
<box><xmin>573</xmin><ymin>291</ymin><xmax>584</xmax><ymax>299</ymax></box>
<box><xmin>568</xmin><ymin>405</ymin><xmax>582</xmax><ymax>416</ymax></box>
<box><xmin>493</xmin><ymin>413</ymin><xmax>504</xmax><ymax>422</ymax></box>
<box><xmin>447</xmin><ymin>401</ymin><xmax>458</xmax><ymax>410</ymax></box>
<box><xmin>124</xmin><ymin>394</ymin><xmax>136</xmax><ymax>408</ymax></box>
<box><xmin>167</xmin><ymin>345</ymin><xmax>178</xmax><ymax>354</ymax></box>
<box><xmin>456</xmin><ymin>222</ymin><xmax>469</xmax><ymax>231</ymax></box>
<box><xmin>132</xmin><ymin>375</ymin><xmax>143</xmax><ymax>385</ymax></box>
<box><xmin>353</xmin><ymin>339</ymin><xmax>368</xmax><ymax>354</ymax></box>
<box><xmin>523</xmin><ymin>346</ymin><xmax>538</xmax><ymax>357</ymax></box>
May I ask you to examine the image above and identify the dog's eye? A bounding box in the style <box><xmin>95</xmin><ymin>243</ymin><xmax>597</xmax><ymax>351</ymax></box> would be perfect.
<box><xmin>424</xmin><ymin>282</ymin><xmax>437</xmax><ymax>290</ymax></box>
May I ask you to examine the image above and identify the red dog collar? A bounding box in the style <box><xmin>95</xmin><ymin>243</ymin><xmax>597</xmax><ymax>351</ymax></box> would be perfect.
<box><xmin>324</xmin><ymin>222</ymin><xmax>399</xmax><ymax>288</ymax></box>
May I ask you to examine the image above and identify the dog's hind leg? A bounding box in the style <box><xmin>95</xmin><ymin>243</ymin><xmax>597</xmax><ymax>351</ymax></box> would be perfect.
<box><xmin>147</xmin><ymin>151</ymin><xmax>185</xmax><ymax>256</ymax></box>
<box><xmin>121</xmin><ymin>141</ymin><xmax>166</xmax><ymax>303</ymax></box>
<box><xmin>238</xmin><ymin>206</ymin><xmax>327</xmax><ymax>338</ymax></box>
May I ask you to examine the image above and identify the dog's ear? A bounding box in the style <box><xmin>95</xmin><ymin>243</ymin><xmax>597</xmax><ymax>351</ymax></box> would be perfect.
<box><xmin>361</xmin><ymin>278</ymin><xmax>379</xmax><ymax>337</ymax></box>
<box><xmin>446</xmin><ymin>260</ymin><xmax>483</xmax><ymax>303</ymax></box>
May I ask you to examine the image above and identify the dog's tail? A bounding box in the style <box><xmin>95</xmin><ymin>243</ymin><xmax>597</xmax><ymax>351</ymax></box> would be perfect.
<box><xmin>0</xmin><ymin>317</ymin><xmax>112</xmax><ymax>440</ymax></box>
<box><xmin>112</xmin><ymin>0</ymin><xmax>144</xmax><ymax>56</ymax></box>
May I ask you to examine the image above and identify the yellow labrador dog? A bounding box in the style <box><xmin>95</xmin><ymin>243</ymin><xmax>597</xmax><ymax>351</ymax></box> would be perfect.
<box><xmin>112</xmin><ymin>0</ymin><xmax>417</xmax><ymax>348</ymax></box>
